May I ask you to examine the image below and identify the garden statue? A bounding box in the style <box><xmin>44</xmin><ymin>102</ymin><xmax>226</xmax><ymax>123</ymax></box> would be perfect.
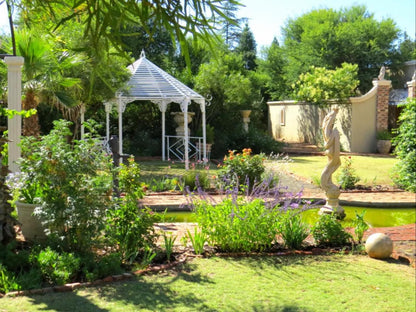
<box><xmin>378</xmin><ymin>65</ymin><xmax>386</xmax><ymax>80</ymax></box>
<box><xmin>320</xmin><ymin>108</ymin><xmax>345</xmax><ymax>219</ymax></box>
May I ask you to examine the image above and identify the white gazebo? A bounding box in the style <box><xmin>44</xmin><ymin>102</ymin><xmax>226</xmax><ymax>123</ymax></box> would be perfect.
<box><xmin>105</xmin><ymin>51</ymin><xmax>207</xmax><ymax>169</ymax></box>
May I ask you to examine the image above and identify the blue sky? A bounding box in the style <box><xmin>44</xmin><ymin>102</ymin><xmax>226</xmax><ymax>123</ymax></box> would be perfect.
<box><xmin>238</xmin><ymin>0</ymin><xmax>415</xmax><ymax>50</ymax></box>
<box><xmin>1</xmin><ymin>0</ymin><xmax>415</xmax><ymax>49</ymax></box>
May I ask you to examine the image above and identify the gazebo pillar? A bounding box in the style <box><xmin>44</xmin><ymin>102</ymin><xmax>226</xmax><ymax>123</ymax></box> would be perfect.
<box><xmin>200</xmin><ymin>100</ymin><xmax>207</xmax><ymax>162</ymax></box>
<box><xmin>104</xmin><ymin>102</ymin><xmax>112</xmax><ymax>142</ymax></box>
<box><xmin>181</xmin><ymin>98</ymin><xmax>190</xmax><ymax>169</ymax></box>
<box><xmin>158</xmin><ymin>101</ymin><xmax>168</xmax><ymax>161</ymax></box>
<box><xmin>116</xmin><ymin>94</ymin><xmax>125</xmax><ymax>165</ymax></box>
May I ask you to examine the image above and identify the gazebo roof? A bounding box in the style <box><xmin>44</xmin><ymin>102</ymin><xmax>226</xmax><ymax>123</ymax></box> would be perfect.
<box><xmin>118</xmin><ymin>51</ymin><xmax>204</xmax><ymax>105</ymax></box>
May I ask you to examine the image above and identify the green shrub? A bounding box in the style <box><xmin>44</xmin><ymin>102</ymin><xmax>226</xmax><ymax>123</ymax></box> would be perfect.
<box><xmin>392</xmin><ymin>98</ymin><xmax>416</xmax><ymax>192</ymax></box>
<box><xmin>82</xmin><ymin>253</ymin><xmax>123</xmax><ymax>282</ymax></box>
<box><xmin>34</xmin><ymin>247</ymin><xmax>81</xmax><ymax>285</ymax></box>
<box><xmin>337</xmin><ymin>156</ymin><xmax>360</xmax><ymax>190</ymax></box>
<box><xmin>277</xmin><ymin>211</ymin><xmax>310</xmax><ymax>250</ymax></box>
<box><xmin>18</xmin><ymin>120</ymin><xmax>114</xmax><ymax>253</ymax></box>
<box><xmin>194</xmin><ymin>198</ymin><xmax>279</xmax><ymax>252</ymax></box>
<box><xmin>311</xmin><ymin>213</ymin><xmax>352</xmax><ymax>247</ymax></box>
<box><xmin>0</xmin><ymin>264</ymin><xmax>19</xmax><ymax>293</ymax></box>
<box><xmin>219</xmin><ymin>148</ymin><xmax>265</xmax><ymax>190</ymax></box>
<box><xmin>182</xmin><ymin>170</ymin><xmax>209</xmax><ymax>191</ymax></box>
<box><xmin>222</xmin><ymin>126</ymin><xmax>283</xmax><ymax>156</ymax></box>
<box><xmin>106</xmin><ymin>203</ymin><xmax>160</xmax><ymax>263</ymax></box>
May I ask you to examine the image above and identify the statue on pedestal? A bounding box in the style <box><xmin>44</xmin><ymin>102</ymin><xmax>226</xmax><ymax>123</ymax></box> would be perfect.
<box><xmin>320</xmin><ymin>108</ymin><xmax>346</xmax><ymax>219</ymax></box>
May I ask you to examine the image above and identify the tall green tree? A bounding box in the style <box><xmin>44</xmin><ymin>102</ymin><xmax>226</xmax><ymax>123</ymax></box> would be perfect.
<box><xmin>293</xmin><ymin>63</ymin><xmax>359</xmax><ymax>107</ymax></box>
<box><xmin>258</xmin><ymin>37</ymin><xmax>288</xmax><ymax>101</ymax></box>
<box><xmin>219</xmin><ymin>0</ymin><xmax>242</xmax><ymax>49</ymax></box>
<box><xmin>7</xmin><ymin>0</ymin><xmax>241</xmax><ymax>65</ymax></box>
<box><xmin>282</xmin><ymin>5</ymin><xmax>402</xmax><ymax>93</ymax></box>
<box><xmin>236</xmin><ymin>23</ymin><xmax>257</xmax><ymax>70</ymax></box>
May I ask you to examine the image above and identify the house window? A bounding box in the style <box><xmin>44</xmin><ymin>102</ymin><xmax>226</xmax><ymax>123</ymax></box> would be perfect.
<box><xmin>280</xmin><ymin>107</ymin><xmax>286</xmax><ymax>126</ymax></box>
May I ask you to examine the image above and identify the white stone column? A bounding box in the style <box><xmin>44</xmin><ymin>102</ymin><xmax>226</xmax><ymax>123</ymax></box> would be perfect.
<box><xmin>5</xmin><ymin>56</ymin><xmax>24</xmax><ymax>173</ymax></box>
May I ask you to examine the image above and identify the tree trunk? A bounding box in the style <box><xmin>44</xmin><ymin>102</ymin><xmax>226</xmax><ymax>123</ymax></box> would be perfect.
<box><xmin>22</xmin><ymin>89</ymin><xmax>41</xmax><ymax>137</ymax></box>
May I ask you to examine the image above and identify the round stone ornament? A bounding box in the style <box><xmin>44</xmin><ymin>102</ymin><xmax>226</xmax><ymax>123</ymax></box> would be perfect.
<box><xmin>365</xmin><ymin>233</ymin><xmax>393</xmax><ymax>259</ymax></box>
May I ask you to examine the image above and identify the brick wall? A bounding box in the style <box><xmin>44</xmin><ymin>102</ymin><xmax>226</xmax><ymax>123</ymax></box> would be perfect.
<box><xmin>375</xmin><ymin>80</ymin><xmax>391</xmax><ymax>132</ymax></box>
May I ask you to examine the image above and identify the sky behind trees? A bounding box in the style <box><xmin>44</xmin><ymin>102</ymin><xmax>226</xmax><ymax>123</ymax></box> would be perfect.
<box><xmin>237</xmin><ymin>0</ymin><xmax>415</xmax><ymax>49</ymax></box>
<box><xmin>1</xmin><ymin>0</ymin><xmax>415</xmax><ymax>51</ymax></box>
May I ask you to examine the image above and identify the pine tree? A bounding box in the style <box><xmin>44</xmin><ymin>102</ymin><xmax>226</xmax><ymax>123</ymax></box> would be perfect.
<box><xmin>236</xmin><ymin>23</ymin><xmax>257</xmax><ymax>70</ymax></box>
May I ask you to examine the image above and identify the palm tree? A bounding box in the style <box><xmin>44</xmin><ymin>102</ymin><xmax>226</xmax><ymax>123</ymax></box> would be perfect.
<box><xmin>16</xmin><ymin>30</ymin><xmax>81</xmax><ymax>136</ymax></box>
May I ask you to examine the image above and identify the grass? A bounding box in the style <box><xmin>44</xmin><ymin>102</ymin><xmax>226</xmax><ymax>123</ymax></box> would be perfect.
<box><xmin>283</xmin><ymin>155</ymin><xmax>398</xmax><ymax>187</ymax></box>
<box><xmin>138</xmin><ymin>160</ymin><xmax>219</xmax><ymax>181</ymax></box>
<box><xmin>2</xmin><ymin>255</ymin><xmax>414</xmax><ymax>311</ymax></box>
<box><xmin>137</xmin><ymin>155</ymin><xmax>397</xmax><ymax>190</ymax></box>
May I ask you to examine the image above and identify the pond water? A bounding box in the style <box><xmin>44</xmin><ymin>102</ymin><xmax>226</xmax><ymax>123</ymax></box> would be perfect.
<box><xmin>159</xmin><ymin>206</ymin><xmax>416</xmax><ymax>228</ymax></box>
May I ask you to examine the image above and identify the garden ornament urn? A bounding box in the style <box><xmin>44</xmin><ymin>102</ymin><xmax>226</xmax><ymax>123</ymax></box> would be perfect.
<box><xmin>171</xmin><ymin>112</ymin><xmax>195</xmax><ymax>136</ymax></box>
<box><xmin>240</xmin><ymin>110</ymin><xmax>251</xmax><ymax>132</ymax></box>
<box><xmin>15</xmin><ymin>201</ymin><xmax>46</xmax><ymax>242</ymax></box>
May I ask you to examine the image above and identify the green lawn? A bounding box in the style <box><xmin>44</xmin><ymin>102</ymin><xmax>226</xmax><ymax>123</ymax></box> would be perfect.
<box><xmin>281</xmin><ymin>155</ymin><xmax>398</xmax><ymax>187</ymax></box>
<box><xmin>2</xmin><ymin>255</ymin><xmax>414</xmax><ymax>312</ymax></box>
<box><xmin>138</xmin><ymin>160</ymin><xmax>219</xmax><ymax>180</ymax></box>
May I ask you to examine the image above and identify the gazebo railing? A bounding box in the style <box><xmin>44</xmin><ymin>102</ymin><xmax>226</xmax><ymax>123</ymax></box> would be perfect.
<box><xmin>166</xmin><ymin>135</ymin><xmax>207</xmax><ymax>161</ymax></box>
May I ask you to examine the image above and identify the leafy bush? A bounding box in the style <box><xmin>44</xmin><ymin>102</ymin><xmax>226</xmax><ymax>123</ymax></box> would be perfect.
<box><xmin>219</xmin><ymin>148</ymin><xmax>265</xmax><ymax>190</ymax></box>
<box><xmin>0</xmin><ymin>264</ymin><xmax>19</xmax><ymax>293</ymax></box>
<box><xmin>194</xmin><ymin>198</ymin><xmax>280</xmax><ymax>252</ymax></box>
<box><xmin>182</xmin><ymin>170</ymin><xmax>209</xmax><ymax>191</ymax></box>
<box><xmin>392</xmin><ymin>98</ymin><xmax>416</xmax><ymax>192</ymax></box>
<box><xmin>82</xmin><ymin>253</ymin><xmax>123</xmax><ymax>282</ymax></box>
<box><xmin>337</xmin><ymin>156</ymin><xmax>360</xmax><ymax>190</ymax></box>
<box><xmin>277</xmin><ymin>211</ymin><xmax>310</xmax><ymax>250</ymax></box>
<box><xmin>18</xmin><ymin>120</ymin><xmax>114</xmax><ymax>253</ymax></box>
<box><xmin>222</xmin><ymin>126</ymin><xmax>283</xmax><ymax>156</ymax></box>
<box><xmin>311</xmin><ymin>213</ymin><xmax>352</xmax><ymax>247</ymax></box>
<box><xmin>34</xmin><ymin>247</ymin><xmax>81</xmax><ymax>285</ymax></box>
<box><xmin>0</xmin><ymin>243</ymin><xmax>42</xmax><ymax>293</ymax></box>
<box><xmin>107</xmin><ymin>158</ymin><xmax>160</xmax><ymax>263</ymax></box>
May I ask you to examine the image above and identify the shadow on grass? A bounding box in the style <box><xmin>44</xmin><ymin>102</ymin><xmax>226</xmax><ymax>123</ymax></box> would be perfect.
<box><xmin>23</xmin><ymin>260</ymin><xmax>312</xmax><ymax>312</ymax></box>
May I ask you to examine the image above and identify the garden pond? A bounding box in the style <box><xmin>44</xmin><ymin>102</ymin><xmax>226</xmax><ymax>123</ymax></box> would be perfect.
<box><xmin>160</xmin><ymin>206</ymin><xmax>416</xmax><ymax>228</ymax></box>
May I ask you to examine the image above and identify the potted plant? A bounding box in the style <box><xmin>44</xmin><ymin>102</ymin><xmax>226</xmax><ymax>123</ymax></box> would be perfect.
<box><xmin>376</xmin><ymin>130</ymin><xmax>392</xmax><ymax>154</ymax></box>
<box><xmin>7</xmin><ymin>171</ymin><xmax>46</xmax><ymax>241</ymax></box>
<box><xmin>8</xmin><ymin>120</ymin><xmax>114</xmax><ymax>251</ymax></box>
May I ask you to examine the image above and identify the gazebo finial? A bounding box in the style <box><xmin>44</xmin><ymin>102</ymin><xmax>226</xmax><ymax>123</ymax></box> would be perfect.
<box><xmin>140</xmin><ymin>50</ymin><xmax>146</xmax><ymax>58</ymax></box>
